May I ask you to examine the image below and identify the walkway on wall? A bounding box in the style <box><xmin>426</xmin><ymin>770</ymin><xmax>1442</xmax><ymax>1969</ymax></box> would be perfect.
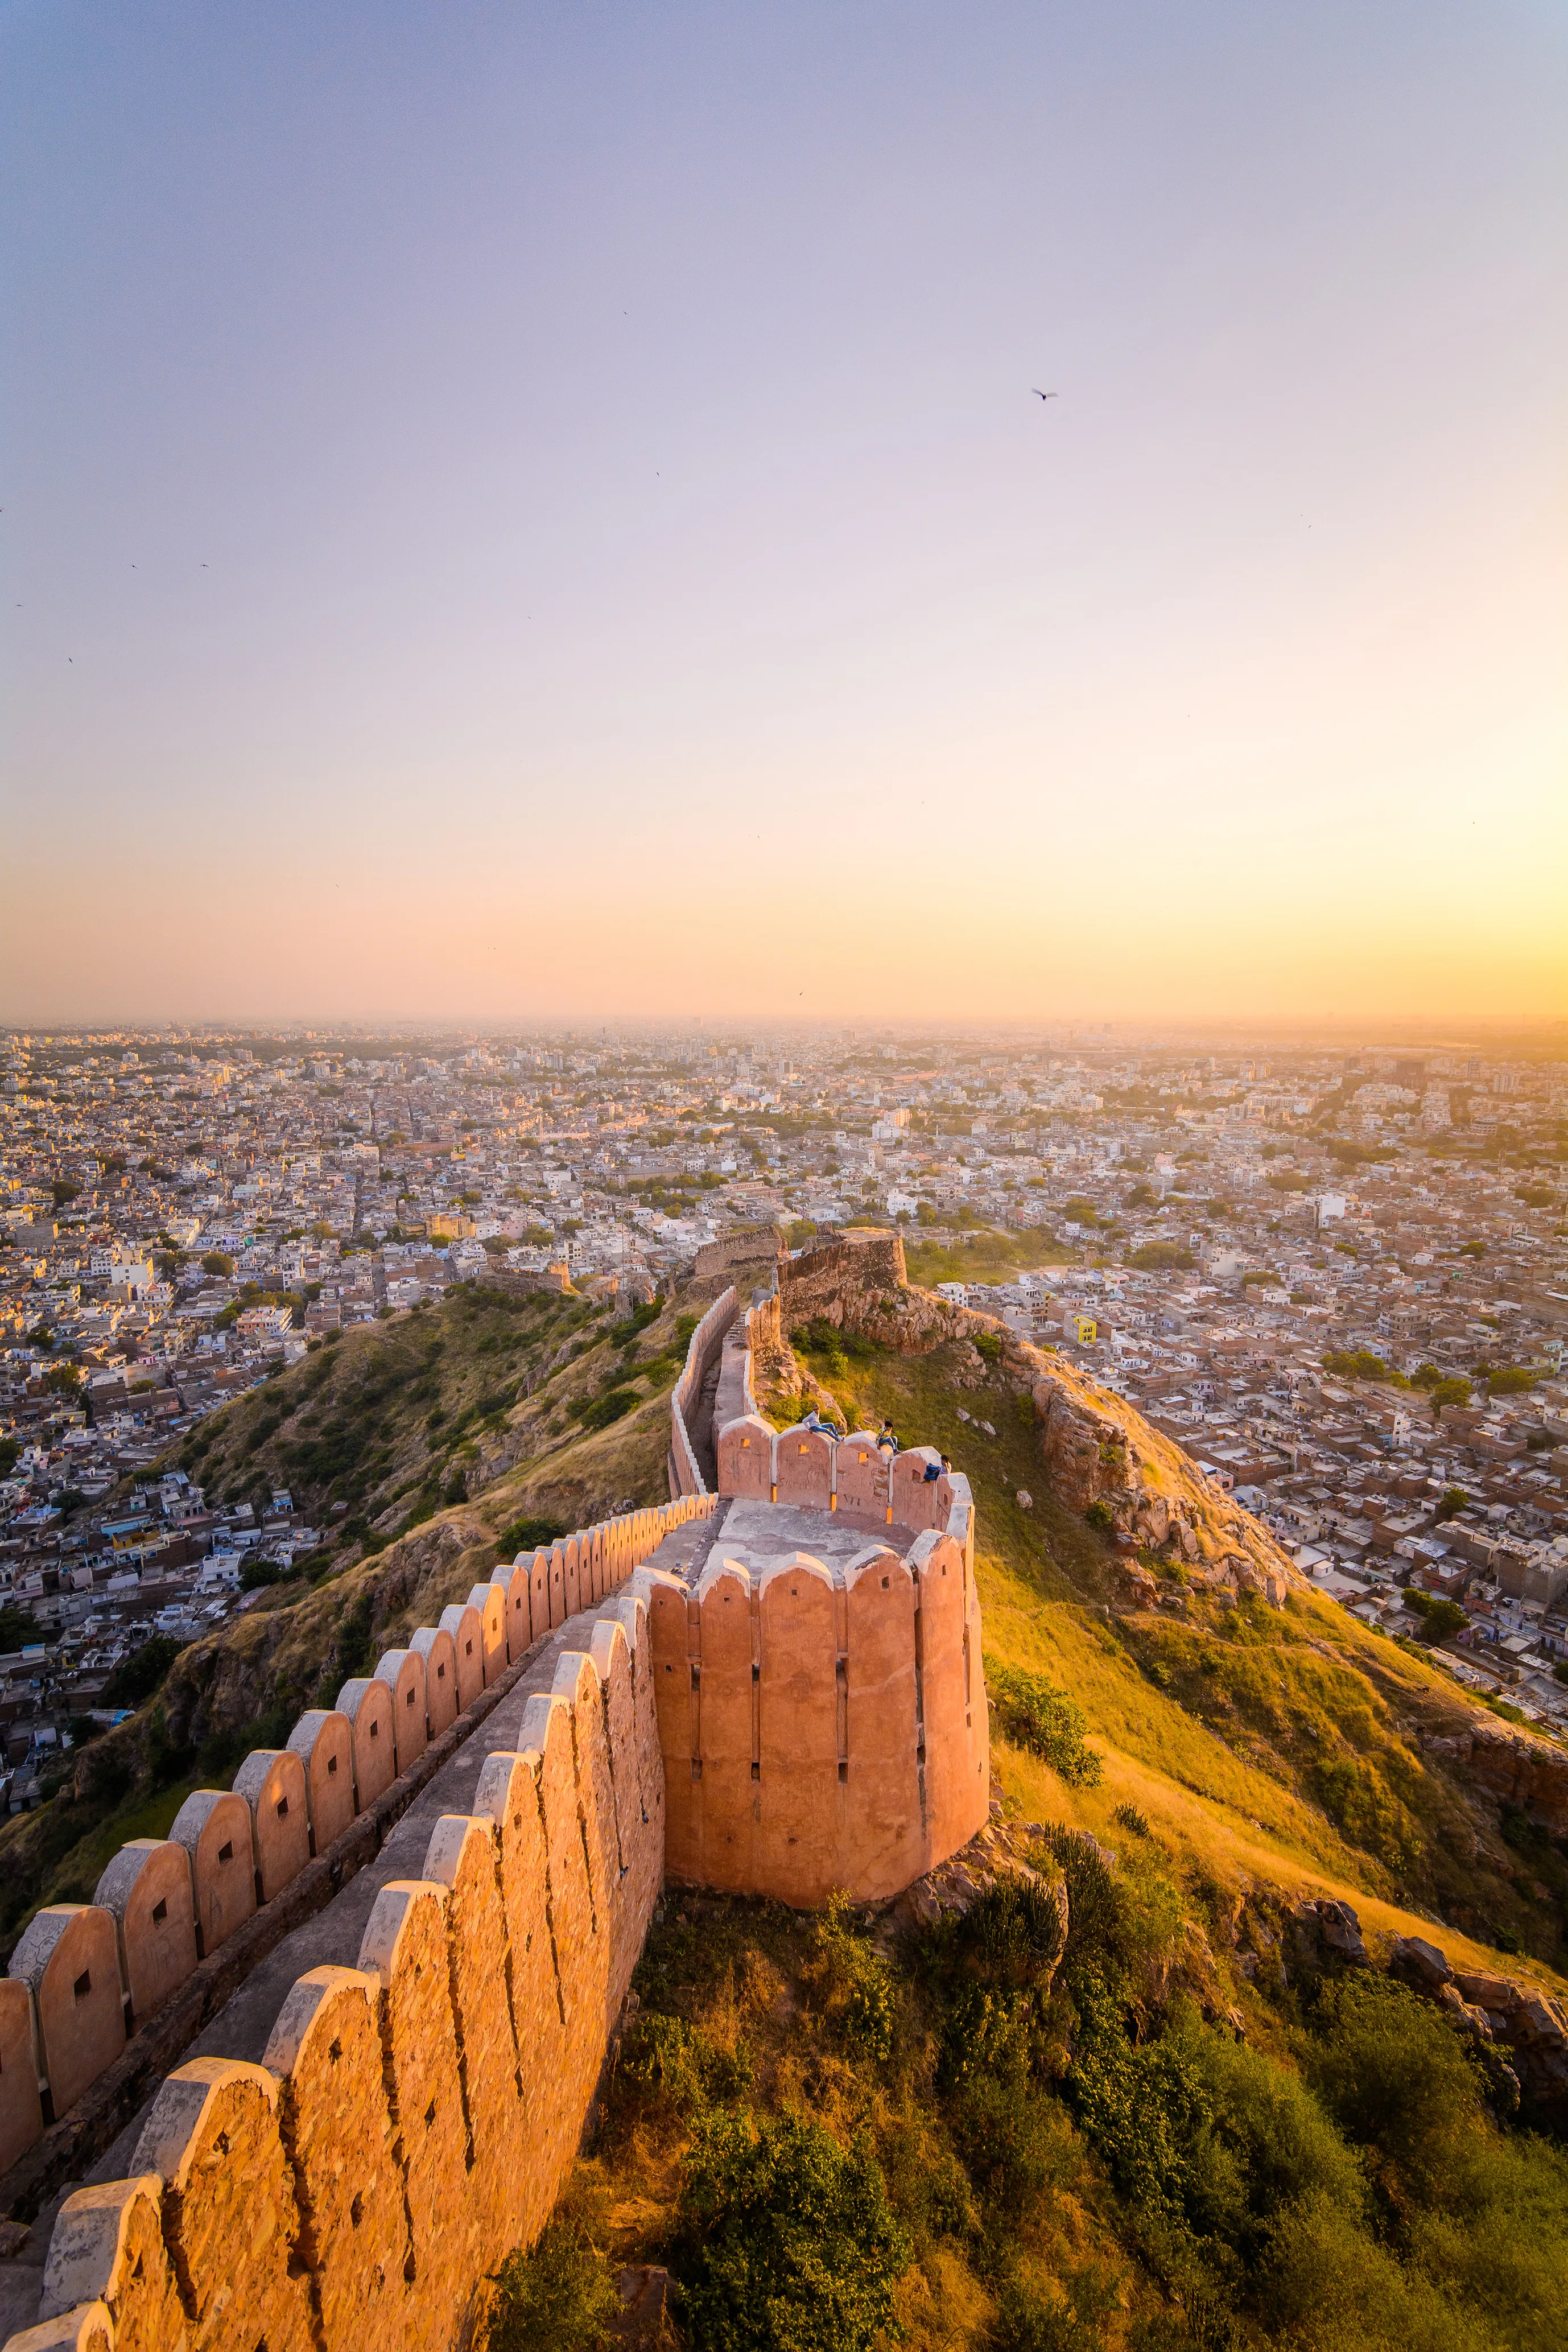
<box><xmin>0</xmin><ymin>1548</ymin><xmax>684</xmax><ymax>2343</ymax></box>
<box><xmin>686</xmin><ymin>1346</ymin><xmax>723</xmax><ymax>1489</ymax></box>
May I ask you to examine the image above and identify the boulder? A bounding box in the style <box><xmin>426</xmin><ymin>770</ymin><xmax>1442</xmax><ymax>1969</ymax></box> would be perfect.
<box><xmin>1289</xmin><ymin>1896</ymin><xmax>1369</xmax><ymax>1974</ymax></box>
<box><xmin>1388</xmin><ymin>1935</ymin><xmax>1453</xmax><ymax>1992</ymax></box>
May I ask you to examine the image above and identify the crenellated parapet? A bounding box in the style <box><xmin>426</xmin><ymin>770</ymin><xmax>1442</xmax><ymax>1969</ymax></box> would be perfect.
<box><xmin>0</xmin><ymin>1493</ymin><xmax>712</xmax><ymax>2188</ymax></box>
<box><xmin>657</xmin><ymin>1295</ymin><xmax>990</xmax><ymax>1908</ymax></box>
<box><xmin>642</xmin><ymin>1512</ymin><xmax>987</xmax><ymax>1908</ymax></box>
<box><xmin>2</xmin><ymin>1571</ymin><xmax>672</xmax><ymax>2351</ymax></box>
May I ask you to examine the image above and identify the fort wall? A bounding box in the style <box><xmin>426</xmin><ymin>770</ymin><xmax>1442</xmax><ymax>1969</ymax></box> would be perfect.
<box><xmin>0</xmin><ymin>1495</ymin><xmax>709</xmax><ymax>2211</ymax></box>
<box><xmin>2</xmin><ymin>1501</ymin><xmax>686</xmax><ymax>2352</ymax></box>
<box><xmin>669</xmin><ymin>1286</ymin><xmax>738</xmax><ymax>1496</ymax></box>
<box><xmin>646</xmin><ymin>1520</ymin><xmax>988</xmax><ymax>1907</ymax></box>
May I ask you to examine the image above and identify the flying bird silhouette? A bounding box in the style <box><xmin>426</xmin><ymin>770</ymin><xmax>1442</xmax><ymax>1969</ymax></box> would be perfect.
<box><xmin>1032</xmin><ymin>389</ymin><xmax>1058</xmax><ymax>402</ymax></box>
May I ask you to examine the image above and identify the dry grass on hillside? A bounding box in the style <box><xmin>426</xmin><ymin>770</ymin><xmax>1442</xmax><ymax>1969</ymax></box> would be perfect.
<box><xmin>0</xmin><ymin>1281</ymin><xmax>697</xmax><ymax>1954</ymax></box>
<box><xmin>790</xmin><ymin>1324</ymin><xmax>1568</xmax><ymax>1991</ymax></box>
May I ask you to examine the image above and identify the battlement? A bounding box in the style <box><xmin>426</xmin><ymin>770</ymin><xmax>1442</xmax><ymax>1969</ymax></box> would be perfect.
<box><xmin>646</xmin><ymin>1507</ymin><xmax>987</xmax><ymax>1907</ymax></box>
<box><xmin>0</xmin><ymin>1496</ymin><xmax>705</xmax><ymax>2342</ymax></box>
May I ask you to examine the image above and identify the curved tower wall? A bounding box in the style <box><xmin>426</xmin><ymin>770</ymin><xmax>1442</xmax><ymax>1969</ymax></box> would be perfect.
<box><xmin>646</xmin><ymin>1522</ymin><xmax>988</xmax><ymax>1908</ymax></box>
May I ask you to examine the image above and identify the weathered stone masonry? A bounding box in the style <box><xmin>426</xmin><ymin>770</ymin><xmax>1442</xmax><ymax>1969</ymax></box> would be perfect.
<box><xmin>1</xmin><ymin>1499</ymin><xmax>700</xmax><ymax>2352</ymax></box>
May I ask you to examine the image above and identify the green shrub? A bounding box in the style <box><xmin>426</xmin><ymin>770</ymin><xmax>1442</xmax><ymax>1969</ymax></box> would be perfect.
<box><xmin>484</xmin><ymin>2218</ymin><xmax>620</xmax><ymax>2352</ymax></box>
<box><xmin>1065</xmin><ymin>1967</ymin><xmax>1221</xmax><ymax>2239</ymax></box>
<box><xmin>239</xmin><ymin>1558</ymin><xmax>297</xmax><ymax>1592</ymax></box>
<box><xmin>621</xmin><ymin>2012</ymin><xmax>753</xmax><ymax>2119</ymax></box>
<box><xmin>991</xmin><ymin>2273</ymin><xmax>1115</xmax><ymax>2352</ymax></box>
<box><xmin>1169</xmin><ymin>2007</ymin><xmax>1364</xmax><ymax>2255</ymax></box>
<box><xmin>942</xmin><ymin>1984</ymin><xmax>1037</xmax><ymax>2086</ymax></box>
<box><xmin>678</xmin><ymin>2107</ymin><xmax>910</xmax><ymax>2352</ymax></box>
<box><xmin>1130</xmin><ymin>1243</ymin><xmax>1195</xmax><ymax>1272</ymax></box>
<box><xmin>948</xmin><ymin>2069</ymin><xmax>1070</xmax><ymax>2205</ymax></box>
<box><xmin>1256</xmin><ymin>2193</ymin><xmax>1485</xmax><ymax>2352</ymax></box>
<box><xmin>806</xmin><ymin>1892</ymin><xmax>898</xmax><ymax>2062</ymax></box>
<box><xmin>925</xmin><ymin>1871</ymin><xmax>1068</xmax><ymax>2091</ymax></box>
<box><xmin>793</xmin><ymin>1317</ymin><xmax>874</xmax><ymax>1364</ymax></box>
<box><xmin>1322</xmin><ymin>1348</ymin><xmax>1406</xmax><ymax>1387</ymax></box>
<box><xmin>987</xmin><ymin>1662</ymin><xmax>1103</xmax><ymax>1788</ymax></box>
<box><xmin>975</xmin><ymin>1331</ymin><xmax>1004</xmax><ymax>1362</ymax></box>
<box><xmin>1084</xmin><ymin>1499</ymin><xmax>1115</xmax><ymax>1533</ymax></box>
<box><xmin>579</xmin><ymin>1387</ymin><xmax>639</xmax><ymax>1431</ymax></box>
<box><xmin>101</xmin><ymin>1635</ymin><xmax>186</xmax><ymax>1710</ymax></box>
<box><xmin>1401</xmin><ymin>1589</ymin><xmax>1467</xmax><ymax>1643</ymax></box>
<box><xmin>952</xmin><ymin>1875</ymin><xmax>1067</xmax><ymax>1996</ymax></box>
<box><xmin>332</xmin><ymin>1594</ymin><xmax>376</xmax><ymax>1680</ymax></box>
<box><xmin>1302</xmin><ymin>1974</ymin><xmax>1489</xmax><ymax>2210</ymax></box>
<box><xmin>0</xmin><ymin>1600</ymin><xmax>39</xmax><ymax>1651</ymax></box>
<box><xmin>497</xmin><ymin>1515</ymin><xmax>566</xmax><ymax>1558</ymax></box>
<box><xmin>1035</xmin><ymin>1828</ymin><xmax>1122</xmax><ymax>1973</ymax></box>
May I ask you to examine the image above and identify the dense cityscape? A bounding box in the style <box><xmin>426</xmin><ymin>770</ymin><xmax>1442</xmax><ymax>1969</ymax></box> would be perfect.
<box><xmin>2</xmin><ymin>1021</ymin><xmax>1564</xmax><ymax>1806</ymax></box>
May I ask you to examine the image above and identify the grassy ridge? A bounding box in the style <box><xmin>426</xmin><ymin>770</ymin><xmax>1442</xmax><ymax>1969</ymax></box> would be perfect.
<box><xmin>789</xmin><ymin>1324</ymin><xmax>1568</xmax><ymax>1983</ymax></box>
<box><xmin>0</xmin><ymin>1280</ymin><xmax>698</xmax><ymax>1956</ymax></box>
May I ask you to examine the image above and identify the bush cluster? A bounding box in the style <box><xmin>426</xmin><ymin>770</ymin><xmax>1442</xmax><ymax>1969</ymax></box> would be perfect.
<box><xmin>985</xmin><ymin>1662</ymin><xmax>1104</xmax><ymax>1788</ymax></box>
<box><xmin>478</xmin><ymin>1780</ymin><xmax>1568</xmax><ymax>2352</ymax></box>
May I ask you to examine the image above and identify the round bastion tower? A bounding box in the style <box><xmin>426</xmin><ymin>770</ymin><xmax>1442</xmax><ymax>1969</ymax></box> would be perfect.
<box><xmin>657</xmin><ymin>1289</ymin><xmax>990</xmax><ymax>1907</ymax></box>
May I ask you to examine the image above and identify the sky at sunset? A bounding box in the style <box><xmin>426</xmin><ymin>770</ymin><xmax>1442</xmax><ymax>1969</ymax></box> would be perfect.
<box><xmin>2</xmin><ymin>2</ymin><xmax>1564</xmax><ymax>1029</ymax></box>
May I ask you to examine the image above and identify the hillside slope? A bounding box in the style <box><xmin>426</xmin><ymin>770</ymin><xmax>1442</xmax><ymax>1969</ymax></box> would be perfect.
<box><xmin>0</xmin><ymin>1278</ymin><xmax>703</xmax><ymax>1954</ymax></box>
<box><xmin>764</xmin><ymin>1253</ymin><xmax>1568</xmax><ymax>1987</ymax></box>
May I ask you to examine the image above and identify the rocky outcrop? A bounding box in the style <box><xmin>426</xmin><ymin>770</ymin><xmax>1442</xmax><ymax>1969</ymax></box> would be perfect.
<box><xmin>1420</xmin><ymin>1724</ymin><xmax>1568</xmax><ymax>1839</ymax></box>
<box><xmin>884</xmin><ymin>1804</ymin><xmax>1067</xmax><ymax>1954</ymax></box>
<box><xmin>1272</xmin><ymin>1891</ymin><xmax>1568</xmax><ymax>2124</ymax></box>
<box><xmin>781</xmin><ymin>1229</ymin><xmax>1301</xmax><ymax>1608</ymax></box>
<box><xmin>1288</xmin><ymin>1896</ymin><xmax>1371</xmax><ymax>1974</ymax></box>
<box><xmin>1385</xmin><ymin>1932</ymin><xmax>1568</xmax><ymax>2122</ymax></box>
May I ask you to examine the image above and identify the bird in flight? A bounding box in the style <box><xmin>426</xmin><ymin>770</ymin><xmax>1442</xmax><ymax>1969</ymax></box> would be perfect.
<box><xmin>1032</xmin><ymin>389</ymin><xmax>1058</xmax><ymax>402</ymax></box>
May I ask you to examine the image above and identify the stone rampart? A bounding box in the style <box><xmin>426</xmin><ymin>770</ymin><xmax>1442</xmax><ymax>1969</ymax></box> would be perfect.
<box><xmin>710</xmin><ymin>1405</ymin><xmax>973</xmax><ymax>1561</ymax></box>
<box><xmin>670</xmin><ymin>1288</ymin><xmax>739</xmax><ymax>1496</ymax></box>
<box><xmin>0</xmin><ymin>1495</ymin><xmax>712</xmax><ymax>2201</ymax></box>
<box><xmin>1</xmin><ymin>1501</ymin><xmax>691</xmax><ymax>2352</ymax></box>
<box><xmin>646</xmin><ymin>1519</ymin><xmax>988</xmax><ymax>1907</ymax></box>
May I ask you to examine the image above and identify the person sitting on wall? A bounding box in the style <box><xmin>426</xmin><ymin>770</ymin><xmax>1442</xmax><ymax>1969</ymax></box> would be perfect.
<box><xmin>922</xmin><ymin>1452</ymin><xmax>948</xmax><ymax>1483</ymax></box>
<box><xmin>802</xmin><ymin>1404</ymin><xmax>841</xmax><ymax>1438</ymax></box>
<box><xmin>876</xmin><ymin>1419</ymin><xmax>899</xmax><ymax>1456</ymax></box>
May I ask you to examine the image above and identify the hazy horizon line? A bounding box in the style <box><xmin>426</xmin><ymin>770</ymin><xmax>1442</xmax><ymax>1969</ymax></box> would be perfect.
<box><xmin>5</xmin><ymin>1009</ymin><xmax>1566</xmax><ymax>1047</ymax></box>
